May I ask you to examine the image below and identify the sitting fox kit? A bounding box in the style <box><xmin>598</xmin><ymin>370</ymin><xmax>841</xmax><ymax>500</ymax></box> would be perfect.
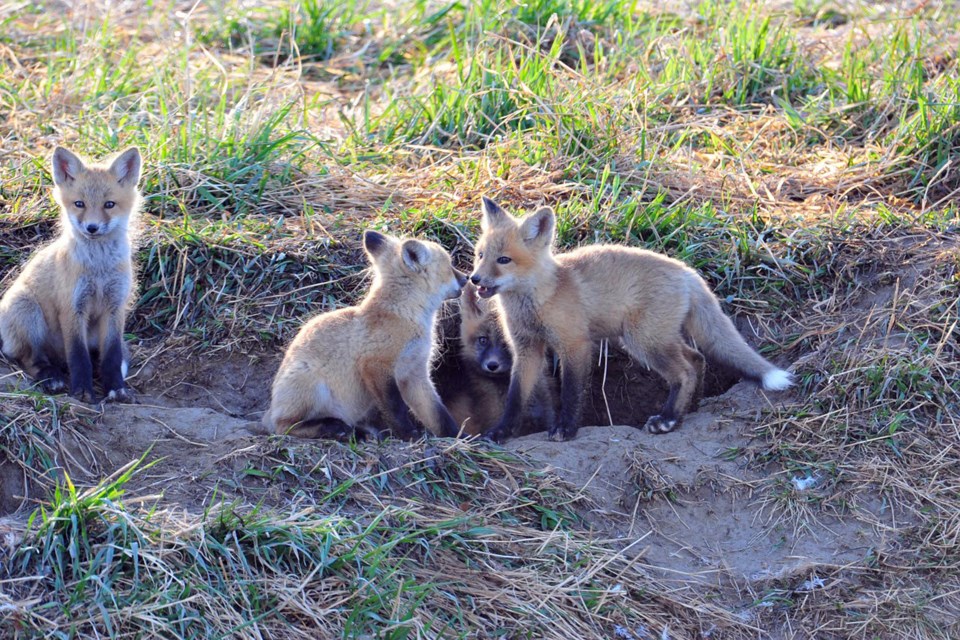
<box><xmin>0</xmin><ymin>146</ymin><xmax>141</xmax><ymax>403</ymax></box>
<box><xmin>470</xmin><ymin>197</ymin><xmax>792</xmax><ymax>442</ymax></box>
<box><xmin>445</xmin><ymin>283</ymin><xmax>554</xmax><ymax>436</ymax></box>
<box><xmin>264</xmin><ymin>230</ymin><xmax>467</xmax><ymax>439</ymax></box>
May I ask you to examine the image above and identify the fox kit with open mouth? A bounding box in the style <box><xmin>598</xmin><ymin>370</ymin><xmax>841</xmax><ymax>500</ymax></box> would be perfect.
<box><xmin>0</xmin><ymin>146</ymin><xmax>141</xmax><ymax>403</ymax></box>
<box><xmin>470</xmin><ymin>197</ymin><xmax>792</xmax><ymax>442</ymax></box>
<box><xmin>264</xmin><ymin>230</ymin><xmax>468</xmax><ymax>439</ymax></box>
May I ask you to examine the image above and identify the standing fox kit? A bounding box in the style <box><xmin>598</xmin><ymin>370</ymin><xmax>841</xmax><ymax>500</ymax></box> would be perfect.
<box><xmin>470</xmin><ymin>197</ymin><xmax>792</xmax><ymax>442</ymax></box>
<box><xmin>0</xmin><ymin>146</ymin><xmax>141</xmax><ymax>403</ymax></box>
<box><xmin>264</xmin><ymin>230</ymin><xmax>467</xmax><ymax>439</ymax></box>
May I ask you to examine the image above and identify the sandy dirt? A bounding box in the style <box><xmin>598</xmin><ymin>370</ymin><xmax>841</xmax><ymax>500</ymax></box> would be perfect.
<box><xmin>0</xmin><ymin>346</ymin><xmax>897</xmax><ymax>606</ymax></box>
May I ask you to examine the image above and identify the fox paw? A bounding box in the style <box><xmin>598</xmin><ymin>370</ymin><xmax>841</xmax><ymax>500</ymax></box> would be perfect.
<box><xmin>645</xmin><ymin>415</ymin><xmax>678</xmax><ymax>434</ymax></box>
<box><xmin>71</xmin><ymin>387</ymin><xmax>97</xmax><ymax>404</ymax></box>
<box><xmin>547</xmin><ymin>425</ymin><xmax>577</xmax><ymax>442</ymax></box>
<box><xmin>105</xmin><ymin>387</ymin><xmax>136</xmax><ymax>404</ymax></box>
<box><xmin>482</xmin><ymin>426</ymin><xmax>511</xmax><ymax>444</ymax></box>
<box><xmin>39</xmin><ymin>375</ymin><xmax>67</xmax><ymax>394</ymax></box>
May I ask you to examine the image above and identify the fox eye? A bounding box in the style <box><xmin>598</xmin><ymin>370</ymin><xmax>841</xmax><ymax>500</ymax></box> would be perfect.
<box><xmin>74</xmin><ymin>201</ymin><xmax>85</xmax><ymax>208</ymax></box>
<box><xmin>104</xmin><ymin>201</ymin><xmax>116</xmax><ymax>209</ymax></box>
<box><xmin>477</xmin><ymin>251</ymin><xmax>484</xmax><ymax>259</ymax></box>
<box><xmin>496</xmin><ymin>256</ymin><xmax>512</xmax><ymax>265</ymax></box>
<box><xmin>478</xmin><ymin>336</ymin><xmax>489</xmax><ymax>346</ymax></box>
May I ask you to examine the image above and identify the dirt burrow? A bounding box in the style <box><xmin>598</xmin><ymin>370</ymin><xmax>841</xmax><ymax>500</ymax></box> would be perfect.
<box><xmin>1</xmin><ymin>341</ymin><xmax>895</xmax><ymax>599</ymax></box>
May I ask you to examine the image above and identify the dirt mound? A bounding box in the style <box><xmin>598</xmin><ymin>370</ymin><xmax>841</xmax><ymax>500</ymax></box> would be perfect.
<box><xmin>505</xmin><ymin>383</ymin><xmax>899</xmax><ymax>594</ymax></box>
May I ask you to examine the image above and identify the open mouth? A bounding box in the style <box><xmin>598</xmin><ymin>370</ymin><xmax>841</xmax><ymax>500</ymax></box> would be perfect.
<box><xmin>476</xmin><ymin>285</ymin><xmax>498</xmax><ymax>298</ymax></box>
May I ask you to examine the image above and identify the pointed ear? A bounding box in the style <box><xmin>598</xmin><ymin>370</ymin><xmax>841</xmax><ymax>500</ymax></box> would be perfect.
<box><xmin>480</xmin><ymin>196</ymin><xmax>508</xmax><ymax>231</ymax></box>
<box><xmin>363</xmin><ymin>229</ymin><xmax>394</xmax><ymax>259</ymax></box>
<box><xmin>460</xmin><ymin>282</ymin><xmax>484</xmax><ymax>319</ymax></box>
<box><xmin>52</xmin><ymin>147</ymin><xmax>85</xmax><ymax>186</ymax></box>
<box><xmin>401</xmin><ymin>239</ymin><xmax>432</xmax><ymax>271</ymax></box>
<box><xmin>109</xmin><ymin>147</ymin><xmax>141</xmax><ymax>186</ymax></box>
<box><xmin>519</xmin><ymin>206</ymin><xmax>555</xmax><ymax>247</ymax></box>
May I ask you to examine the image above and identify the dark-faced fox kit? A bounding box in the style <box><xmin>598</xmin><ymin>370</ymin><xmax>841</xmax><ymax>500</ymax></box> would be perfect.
<box><xmin>0</xmin><ymin>147</ymin><xmax>141</xmax><ymax>403</ymax></box>
<box><xmin>444</xmin><ymin>283</ymin><xmax>554</xmax><ymax>436</ymax></box>
<box><xmin>264</xmin><ymin>230</ymin><xmax>468</xmax><ymax>439</ymax></box>
<box><xmin>470</xmin><ymin>197</ymin><xmax>792</xmax><ymax>442</ymax></box>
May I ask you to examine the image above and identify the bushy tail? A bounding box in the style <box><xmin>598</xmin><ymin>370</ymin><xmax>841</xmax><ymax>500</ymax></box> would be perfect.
<box><xmin>685</xmin><ymin>285</ymin><xmax>792</xmax><ymax>391</ymax></box>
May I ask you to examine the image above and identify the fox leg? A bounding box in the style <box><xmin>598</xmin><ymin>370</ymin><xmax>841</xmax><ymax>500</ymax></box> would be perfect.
<box><xmin>484</xmin><ymin>340</ymin><xmax>546</xmax><ymax>443</ymax></box>
<box><xmin>551</xmin><ymin>340</ymin><xmax>592</xmax><ymax>441</ymax></box>
<box><xmin>1</xmin><ymin>297</ymin><xmax>66</xmax><ymax>393</ymax></box>
<box><xmin>519</xmin><ymin>378</ymin><xmax>555</xmax><ymax>437</ymax></box>
<box><xmin>622</xmin><ymin>328</ymin><xmax>704</xmax><ymax>434</ymax></box>
<box><xmin>98</xmin><ymin>311</ymin><xmax>133</xmax><ymax>403</ymax></box>
<box><xmin>646</xmin><ymin>343</ymin><xmax>704</xmax><ymax>434</ymax></box>
<box><xmin>395</xmin><ymin>372</ymin><xmax>458</xmax><ymax>438</ymax></box>
<box><xmin>361</xmin><ymin>364</ymin><xmax>420</xmax><ymax>439</ymax></box>
<box><xmin>62</xmin><ymin>313</ymin><xmax>95</xmax><ymax>403</ymax></box>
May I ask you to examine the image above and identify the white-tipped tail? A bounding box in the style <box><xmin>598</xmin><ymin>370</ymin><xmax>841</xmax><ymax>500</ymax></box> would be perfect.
<box><xmin>762</xmin><ymin>369</ymin><xmax>793</xmax><ymax>391</ymax></box>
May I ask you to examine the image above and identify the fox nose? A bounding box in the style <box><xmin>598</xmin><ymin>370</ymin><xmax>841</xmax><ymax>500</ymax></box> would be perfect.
<box><xmin>85</xmin><ymin>223</ymin><xmax>99</xmax><ymax>234</ymax></box>
<box><xmin>484</xmin><ymin>361</ymin><xmax>500</xmax><ymax>372</ymax></box>
<box><xmin>455</xmin><ymin>270</ymin><xmax>467</xmax><ymax>288</ymax></box>
<box><xmin>470</xmin><ymin>273</ymin><xmax>481</xmax><ymax>285</ymax></box>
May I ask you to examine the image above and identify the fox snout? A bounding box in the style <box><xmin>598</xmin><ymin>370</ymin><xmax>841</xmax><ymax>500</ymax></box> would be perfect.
<box><xmin>444</xmin><ymin>269</ymin><xmax>468</xmax><ymax>299</ymax></box>
<box><xmin>482</xmin><ymin>357</ymin><xmax>506</xmax><ymax>374</ymax></box>
<box><xmin>71</xmin><ymin>215</ymin><xmax>111</xmax><ymax>237</ymax></box>
<box><xmin>469</xmin><ymin>273</ymin><xmax>499</xmax><ymax>298</ymax></box>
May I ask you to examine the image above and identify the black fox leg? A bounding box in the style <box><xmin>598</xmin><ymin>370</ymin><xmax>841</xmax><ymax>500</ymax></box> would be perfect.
<box><xmin>67</xmin><ymin>335</ymin><xmax>95</xmax><ymax>403</ymax></box>
<box><xmin>100</xmin><ymin>330</ymin><xmax>133</xmax><ymax>402</ymax></box>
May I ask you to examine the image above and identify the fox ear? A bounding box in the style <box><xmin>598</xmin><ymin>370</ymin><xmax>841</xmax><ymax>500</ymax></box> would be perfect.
<box><xmin>480</xmin><ymin>196</ymin><xmax>508</xmax><ymax>231</ymax></box>
<box><xmin>52</xmin><ymin>147</ymin><xmax>85</xmax><ymax>186</ymax></box>
<box><xmin>110</xmin><ymin>147</ymin><xmax>141</xmax><ymax>186</ymax></box>
<box><xmin>401</xmin><ymin>239</ymin><xmax>431</xmax><ymax>271</ymax></box>
<box><xmin>363</xmin><ymin>229</ymin><xmax>393</xmax><ymax>259</ymax></box>
<box><xmin>520</xmin><ymin>206</ymin><xmax>555</xmax><ymax>248</ymax></box>
<box><xmin>460</xmin><ymin>282</ymin><xmax>484</xmax><ymax>318</ymax></box>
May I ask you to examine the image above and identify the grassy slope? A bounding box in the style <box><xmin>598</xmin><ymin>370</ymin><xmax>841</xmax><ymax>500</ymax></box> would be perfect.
<box><xmin>1</xmin><ymin>0</ymin><xmax>959</xmax><ymax>637</ymax></box>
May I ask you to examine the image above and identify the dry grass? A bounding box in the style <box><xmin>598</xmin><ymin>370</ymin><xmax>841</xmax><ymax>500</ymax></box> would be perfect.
<box><xmin>1</xmin><ymin>0</ymin><xmax>959</xmax><ymax>637</ymax></box>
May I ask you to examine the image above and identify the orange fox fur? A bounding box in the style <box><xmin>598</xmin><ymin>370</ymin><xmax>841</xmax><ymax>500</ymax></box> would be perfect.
<box><xmin>0</xmin><ymin>146</ymin><xmax>141</xmax><ymax>403</ymax></box>
<box><xmin>469</xmin><ymin>197</ymin><xmax>792</xmax><ymax>441</ymax></box>
<box><xmin>264</xmin><ymin>230</ymin><xmax>467</xmax><ymax>439</ymax></box>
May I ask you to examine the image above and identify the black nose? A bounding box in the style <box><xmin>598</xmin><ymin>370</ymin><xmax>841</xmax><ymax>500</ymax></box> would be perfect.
<box><xmin>470</xmin><ymin>274</ymin><xmax>481</xmax><ymax>285</ymax></box>
<box><xmin>485</xmin><ymin>361</ymin><xmax>500</xmax><ymax>372</ymax></box>
<box><xmin>86</xmin><ymin>223</ymin><xmax>99</xmax><ymax>233</ymax></box>
<box><xmin>455</xmin><ymin>270</ymin><xmax>467</xmax><ymax>287</ymax></box>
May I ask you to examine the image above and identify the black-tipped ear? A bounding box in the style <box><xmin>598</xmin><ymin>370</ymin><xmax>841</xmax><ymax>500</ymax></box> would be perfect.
<box><xmin>460</xmin><ymin>282</ymin><xmax>484</xmax><ymax>318</ymax></box>
<box><xmin>110</xmin><ymin>147</ymin><xmax>141</xmax><ymax>186</ymax></box>
<box><xmin>363</xmin><ymin>230</ymin><xmax>391</xmax><ymax>258</ymax></box>
<box><xmin>480</xmin><ymin>196</ymin><xmax>507</xmax><ymax>231</ymax></box>
<box><xmin>519</xmin><ymin>206</ymin><xmax>556</xmax><ymax>247</ymax></box>
<box><xmin>401</xmin><ymin>239</ymin><xmax>431</xmax><ymax>271</ymax></box>
<box><xmin>52</xmin><ymin>147</ymin><xmax>84</xmax><ymax>186</ymax></box>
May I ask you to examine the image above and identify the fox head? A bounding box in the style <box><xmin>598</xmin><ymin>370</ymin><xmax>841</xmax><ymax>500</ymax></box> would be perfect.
<box><xmin>52</xmin><ymin>146</ymin><xmax>141</xmax><ymax>239</ymax></box>
<box><xmin>470</xmin><ymin>196</ymin><xmax>556</xmax><ymax>299</ymax></box>
<box><xmin>363</xmin><ymin>230</ymin><xmax>467</xmax><ymax>303</ymax></box>
<box><xmin>460</xmin><ymin>282</ymin><xmax>511</xmax><ymax>377</ymax></box>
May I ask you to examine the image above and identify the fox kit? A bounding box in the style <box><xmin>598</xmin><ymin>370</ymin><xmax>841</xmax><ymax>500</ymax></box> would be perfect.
<box><xmin>264</xmin><ymin>230</ymin><xmax>467</xmax><ymax>439</ymax></box>
<box><xmin>445</xmin><ymin>283</ymin><xmax>554</xmax><ymax>436</ymax></box>
<box><xmin>0</xmin><ymin>146</ymin><xmax>141</xmax><ymax>403</ymax></box>
<box><xmin>470</xmin><ymin>197</ymin><xmax>792</xmax><ymax>442</ymax></box>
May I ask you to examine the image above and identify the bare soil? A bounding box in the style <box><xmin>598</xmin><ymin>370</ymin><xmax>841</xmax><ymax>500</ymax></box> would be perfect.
<box><xmin>0</xmin><ymin>335</ymin><xmax>847</xmax><ymax>607</ymax></box>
